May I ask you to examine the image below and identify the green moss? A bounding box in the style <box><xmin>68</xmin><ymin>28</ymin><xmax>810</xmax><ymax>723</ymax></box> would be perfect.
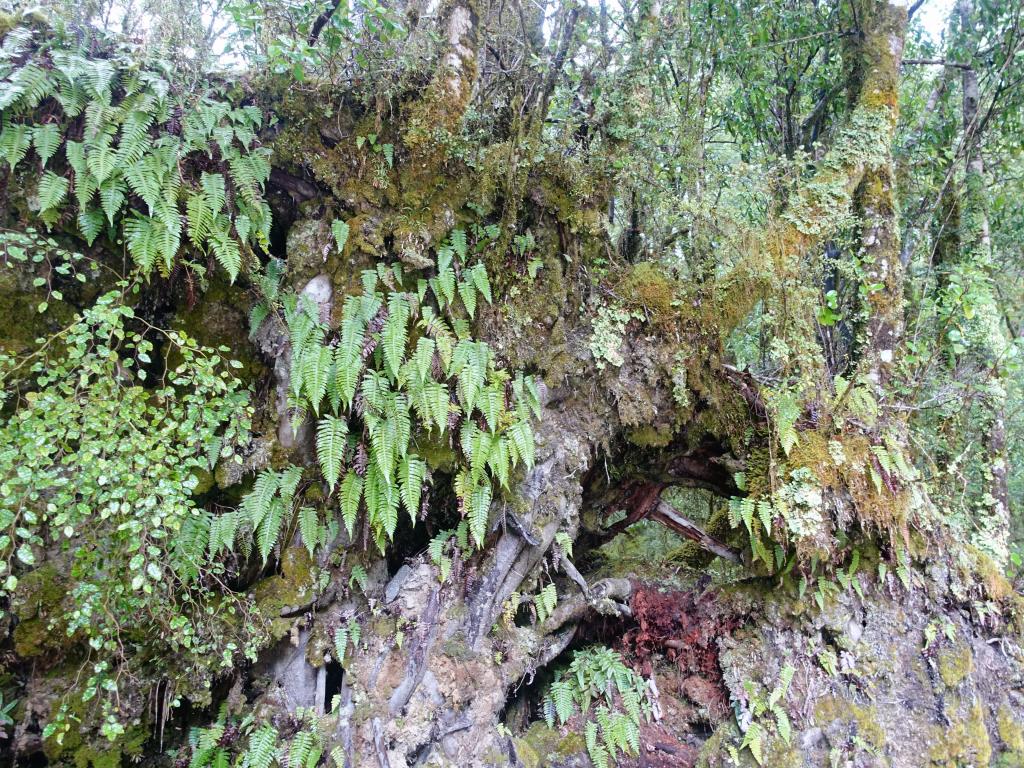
<box><xmin>937</xmin><ymin>643</ymin><xmax>973</xmax><ymax>689</ymax></box>
<box><xmin>1000</xmin><ymin>708</ymin><xmax>1024</xmax><ymax>750</ymax></box>
<box><xmin>12</xmin><ymin>564</ymin><xmax>69</xmax><ymax>657</ymax></box>
<box><xmin>616</xmin><ymin>261</ymin><xmax>678</xmax><ymax>329</ymax></box>
<box><xmin>441</xmin><ymin>636</ymin><xmax>475</xmax><ymax>662</ymax></box>
<box><xmin>253</xmin><ymin>546</ymin><xmax>316</xmax><ymax>640</ymax></box>
<box><xmin>514</xmin><ymin>722</ymin><xmax>586</xmax><ymax>766</ymax></box>
<box><xmin>626</xmin><ymin>423</ymin><xmax>674</xmax><ymax>448</ymax></box>
<box><xmin>929</xmin><ymin>703</ymin><xmax>992</xmax><ymax>767</ymax></box>
<box><xmin>170</xmin><ymin>276</ymin><xmax>265</xmax><ymax>382</ymax></box>
<box><xmin>814</xmin><ymin>696</ymin><xmax>887</xmax><ymax>753</ymax></box>
<box><xmin>998</xmin><ymin>705</ymin><xmax>1024</xmax><ymax>760</ymax></box>
<box><xmin>70</xmin><ymin>725</ymin><xmax>148</xmax><ymax>768</ymax></box>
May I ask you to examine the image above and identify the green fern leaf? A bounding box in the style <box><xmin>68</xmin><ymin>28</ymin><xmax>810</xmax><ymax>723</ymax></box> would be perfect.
<box><xmin>316</xmin><ymin>416</ymin><xmax>348</xmax><ymax>489</ymax></box>
<box><xmin>468</xmin><ymin>481</ymin><xmax>492</xmax><ymax>547</ymax></box>
<box><xmin>449</xmin><ymin>228</ymin><xmax>467</xmax><ymax>259</ymax></box>
<box><xmin>508</xmin><ymin>420</ymin><xmax>535</xmax><ymax>467</ymax></box>
<box><xmin>333</xmin><ymin>624</ymin><xmax>349</xmax><ymax>663</ymax></box>
<box><xmin>339</xmin><ymin>472</ymin><xmax>363</xmax><ymax>537</ymax></box>
<box><xmin>186</xmin><ymin>191</ymin><xmax>212</xmax><ymax>248</ymax></box>
<box><xmin>298</xmin><ymin>506</ymin><xmax>320</xmax><ymax>556</ymax></box>
<box><xmin>37</xmin><ymin>170</ymin><xmax>69</xmax><ymax>213</ymax></box>
<box><xmin>98</xmin><ymin>177</ymin><xmax>126</xmax><ymax>225</ymax></box>
<box><xmin>458</xmin><ymin>279</ymin><xmax>477</xmax><ymax>318</ymax></box>
<box><xmin>302</xmin><ymin>343</ymin><xmax>333</xmax><ymax>416</ymax></box>
<box><xmin>246</xmin><ymin>725</ymin><xmax>279</xmax><ymax>768</ymax></box>
<box><xmin>399</xmin><ymin>454</ymin><xmax>426</xmax><ymax>523</ymax></box>
<box><xmin>382</xmin><ymin>293</ymin><xmax>410</xmax><ymax>380</ymax></box>
<box><xmin>32</xmin><ymin>123</ymin><xmax>61</xmax><ymax>167</ymax></box>
<box><xmin>243</xmin><ymin>470</ymin><xmax>280</xmax><ymax>528</ymax></box>
<box><xmin>77</xmin><ymin>207</ymin><xmax>105</xmax><ymax>245</ymax></box>
<box><xmin>331</xmin><ymin>219</ymin><xmax>350</xmax><ymax>252</ymax></box>
<box><xmin>211</xmin><ymin>232</ymin><xmax>242</xmax><ymax>283</ymax></box>
<box><xmin>256</xmin><ymin>497</ymin><xmax>285</xmax><ymax>563</ymax></box>
<box><xmin>470</xmin><ymin>263</ymin><xmax>492</xmax><ymax>303</ymax></box>
<box><xmin>0</xmin><ymin>123</ymin><xmax>30</xmax><ymax>169</ymax></box>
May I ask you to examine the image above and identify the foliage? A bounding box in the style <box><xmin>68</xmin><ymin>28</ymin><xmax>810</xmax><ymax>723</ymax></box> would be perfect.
<box><xmin>542</xmin><ymin>647</ymin><xmax>652</xmax><ymax>768</ymax></box>
<box><xmin>185</xmin><ymin>705</ymin><xmax>331</xmax><ymax>768</ymax></box>
<box><xmin>0</xmin><ymin>280</ymin><xmax>266</xmax><ymax>743</ymax></box>
<box><xmin>727</xmin><ymin>665</ymin><xmax>795</xmax><ymax>766</ymax></box>
<box><xmin>239</xmin><ymin>227</ymin><xmax>541</xmax><ymax>557</ymax></box>
<box><xmin>0</xmin><ymin>19</ymin><xmax>271</xmax><ymax>281</ymax></box>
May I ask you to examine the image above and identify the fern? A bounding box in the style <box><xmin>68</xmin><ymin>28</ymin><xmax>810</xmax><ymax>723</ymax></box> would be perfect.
<box><xmin>398</xmin><ymin>454</ymin><xmax>426</xmax><ymax>523</ymax></box>
<box><xmin>245</xmin><ymin>725</ymin><xmax>279</xmax><ymax>768</ymax></box>
<box><xmin>31</xmin><ymin>122</ymin><xmax>60</xmax><ymax>166</ymax></box>
<box><xmin>331</xmin><ymin>218</ymin><xmax>350</xmax><ymax>252</ymax></box>
<box><xmin>298</xmin><ymin>506</ymin><xmax>321</xmax><ymax>556</ymax></box>
<box><xmin>36</xmin><ymin>171</ymin><xmax>69</xmax><ymax>215</ymax></box>
<box><xmin>302</xmin><ymin>344</ymin><xmax>332</xmax><ymax>416</ymax></box>
<box><xmin>339</xmin><ymin>472</ymin><xmax>363</xmax><ymax>537</ymax></box>
<box><xmin>316</xmin><ymin>416</ymin><xmax>348</xmax><ymax>489</ymax></box>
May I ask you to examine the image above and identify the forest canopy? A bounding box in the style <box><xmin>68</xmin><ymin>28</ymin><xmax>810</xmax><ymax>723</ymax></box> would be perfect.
<box><xmin>0</xmin><ymin>0</ymin><xmax>1023</xmax><ymax>766</ymax></box>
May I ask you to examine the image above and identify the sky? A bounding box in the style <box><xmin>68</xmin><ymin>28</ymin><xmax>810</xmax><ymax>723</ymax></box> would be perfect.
<box><xmin>916</xmin><ymin>0</ymin><xmax>957</xmax><ymax>43</ymax></box>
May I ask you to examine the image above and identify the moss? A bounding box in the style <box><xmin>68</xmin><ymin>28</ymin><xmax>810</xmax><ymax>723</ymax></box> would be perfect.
<box><xmin>998</xmin><ymin>706</ymin><xmax>1024</xmax><ymax>753</ymax></box>
<box><xmin>514</xmin><ymin>722</ymin><xmax>586</xmax><ymax>767</ymax></box>
<box><xmin>12</xmin><ymin>564</ymin><xmax>70</xmax><ymax>657</ymax></box>
<box><xmin>929</xmin><ymin>702</ymin><xmax>992</xmax><ymax>767</ymax></box>
<box><xmin>253</xmin><ymin>546</ymin><xmax>316</xmax><ymax>640</ymax></box>
<box><xmin>70</xmin><ymin>725</ymin><xmax>148</xmax><ymax>768</ymax></box>
<box><xmin>170</xmin><ymin>276</ymin><xmax>265</xmax><ymax>382</ymax></box>
<box><xmin>937</xmin><ymin>643</ymin><xmax>973</xmax><ymax>689</ymax></box>
<box><xmin>626</xmin><ymin>423</ymin><xmax>674</xmax><ymax>448</ymax></box>
<box><xmin>671</xmin><ymin>505</ymin><xmax>737</xmax><ymax>569</ymax></box>
<box><xmin>814</xmin><ymin>696</ymin><xmax>887</xmax><ymax>753</ymax></box>
<box><xmin>441</xmin><ymin>636</ymin><xmax>475</xmax><ymax>662</ymax></box>
<box><xmin>616</xmin><ymin>261</ymin><xmax>679</xmax><ymax>329</ymax></box>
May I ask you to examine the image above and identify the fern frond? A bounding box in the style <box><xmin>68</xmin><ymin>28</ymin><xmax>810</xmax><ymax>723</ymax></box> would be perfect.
<box><xmin>32</xmin><ymin>123</ymin><xmax>61</xmax><ymax>167</ymax></box>
<box><xmin>398</xmin><ymin>454</ymin><xmax>426</xmax><ymax>523</ymax></box>
<box><xmin>339</xmin><ymin>472</ymin><xmax>363</xmax><ymax>537</ymax></box>
<box><xmin>316</xmin><ymin>416</ymin><xmax>348</xmax><ymax>489</ymax></box>
<box><xmin>298</xmin><ymin>506</ymin><xmax>320</xmax><ymax>556</ymax></box>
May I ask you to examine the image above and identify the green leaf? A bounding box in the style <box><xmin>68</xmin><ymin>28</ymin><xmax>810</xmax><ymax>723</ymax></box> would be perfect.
<box><xmin>298</xmin><ymin>506</ymin><xmax>320</xmax><ymax>556</ymax></box>
<box><xmin>37</xmin><ymin>171</ymin><xmax>69</xmax><ymax>213</ymax></box>
<box><xmin>302</xmin><ymin>343</ymin><xmax>333</xmax><ymax>416</ymax></box>
<box><xmin>382</xmin><ymin>293</ymin><xmax>410</xmax><ymax>380</ymax></box>
<box><xmin>32</xmin><ymin>123</ymin><xmax>61</xmax><ymax>167</ymax></box>
<box><xmin>316</xmin><ymin>416</ymin><xmax>348</xmax><ymax>489</ymax></box>
<box><xmin>339</xmin><ymin>472</ymin><xmax>363</xmax><ymax>537</ymax></box>
<box><xmin>398</xmin><ymin>454</ymin><xmax>426</xmax><ymax>523</ymax></box>
<box><xmin>331</xmin><ymin>219</ymin><xmax>350</xmax><ymax>253</ymax></box>
<box><xmin>468</xmin><ymin>481</ymin><xmax>492</xmax><ymax>547</ymax></box>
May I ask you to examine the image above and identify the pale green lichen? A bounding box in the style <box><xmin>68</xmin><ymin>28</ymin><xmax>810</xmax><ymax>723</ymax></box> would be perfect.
<box><xmin>589</xmin><ymin>304</ymin><xmax>642</xmax><ymax>369</ymax></box>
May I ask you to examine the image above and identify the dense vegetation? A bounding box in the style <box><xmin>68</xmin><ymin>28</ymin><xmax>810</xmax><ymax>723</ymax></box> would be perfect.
<box><xmin>0</xmin><ymin>0</ymin><xmax>1023</xmax><ymax>766</ymax></box>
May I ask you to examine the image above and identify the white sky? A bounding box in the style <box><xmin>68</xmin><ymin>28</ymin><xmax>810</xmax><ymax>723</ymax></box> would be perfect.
<box><xmin>916</xmin><ymin>0</ymin><xmax>957</xmax><ymax>43</ymax></box>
